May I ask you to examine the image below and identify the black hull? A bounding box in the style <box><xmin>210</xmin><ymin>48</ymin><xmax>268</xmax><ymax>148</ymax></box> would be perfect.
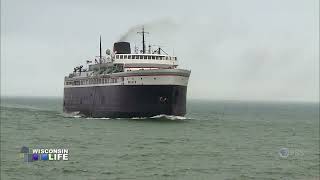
<box><xmin>63</xmin><ymin>85</ymin><xmax>187</xmax><ymax>118</ymax></box>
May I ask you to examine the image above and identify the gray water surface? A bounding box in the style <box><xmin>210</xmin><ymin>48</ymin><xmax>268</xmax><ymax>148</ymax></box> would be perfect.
<box><xmin>1</xmin><ymin>97</ymin><xmax>319</xmax><ymax>180</ymax></box>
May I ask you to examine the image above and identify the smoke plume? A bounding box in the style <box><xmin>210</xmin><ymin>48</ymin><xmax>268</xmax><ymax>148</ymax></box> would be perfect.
<box><xmin>117</xmin><ymin>16</ymin><xmax>319</xmax><ymax>102</ymax></box>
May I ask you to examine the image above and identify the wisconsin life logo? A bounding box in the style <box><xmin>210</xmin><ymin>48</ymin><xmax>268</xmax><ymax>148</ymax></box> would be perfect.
<box><xmin>20</xmin><ymin>146</ymin><xmax>69</xmax><ymax>162</ymax></box>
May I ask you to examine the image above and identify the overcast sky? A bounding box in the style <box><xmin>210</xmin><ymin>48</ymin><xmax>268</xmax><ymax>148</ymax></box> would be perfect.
<box><xmin>1</xmin><ymin>0</ymin><xmax>319</xmax><ymax>102</ymax></box>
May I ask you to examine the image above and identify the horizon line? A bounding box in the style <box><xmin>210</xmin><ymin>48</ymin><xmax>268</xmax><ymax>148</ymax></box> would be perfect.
<box><xmin>1</xmin><ymin>95</ymin><xmax>319</xmax><ymax>104</ymax></box>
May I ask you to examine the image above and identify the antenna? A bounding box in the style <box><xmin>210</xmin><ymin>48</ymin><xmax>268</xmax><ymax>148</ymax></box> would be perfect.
<box><xmin>148</xmin><ymin>45</ymin><xmax>151</xmax><ymax>54</ymax></box>
<box><xmin>99</xmin><ymin>35</ymin><xmax>102</xmax><ymax>63</ymax></box>
<box><xmin>137</xmin><ymin>26</ymin><xmax>149</xmax><ymax>54</ymax></box>
<box><xmin>151</xmin><ymin>44</ymin><xmax>168</xmax><ymax>55</ymax></box>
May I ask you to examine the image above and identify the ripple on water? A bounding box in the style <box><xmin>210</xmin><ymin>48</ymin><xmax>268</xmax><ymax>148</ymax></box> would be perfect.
<box><xmin>1</xmin><ymin>99</ymin><xmax>319</xmax><ymax>180</ymax></box>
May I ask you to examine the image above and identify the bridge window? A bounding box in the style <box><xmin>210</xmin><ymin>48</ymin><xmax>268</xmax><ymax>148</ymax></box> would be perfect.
<box><xmin>148</xmin><ymin>56</ymin><xmax>151</xmax><ymax>59</ymax></box>
<box><xmin>120</xmin><ymin>55</ymin><xmax>123</xmax><ymax>59</ymax></box>
<box><xmin>139</xmin><ymin>55</ymin><xmax>143</xmax><ymax>59</ymax></box>
<box><xmin>152</xmin><ymin>56</ymin><xmax>155</xmax><ymax>60</ymax></box>
<box><xmin>116</xmin><ymin>55</ymin><xmax>119</xmax><ymax>59</ymax></box>
<box><xmin>128</xmin><ymin>55</ymin><xmax>131</xmax><ymax>59</ymax></box>
<box><xmin>124</xmin><ymin>55</ymin><xmax>127</xmax><ymax>59</ymax></box>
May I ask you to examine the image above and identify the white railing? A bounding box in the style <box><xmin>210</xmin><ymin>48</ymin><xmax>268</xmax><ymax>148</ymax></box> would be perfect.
<box><xmin>114</xmin><ymin>54</ymin><xmax>177</xmax><ymax>61</ymax></box>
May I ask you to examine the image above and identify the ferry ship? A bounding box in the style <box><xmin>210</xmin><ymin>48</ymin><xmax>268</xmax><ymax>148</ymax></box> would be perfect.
<box><xmin>63</xmin><ymin>27</ymin><xmax>191</xmax><ymax>118</ymax></box>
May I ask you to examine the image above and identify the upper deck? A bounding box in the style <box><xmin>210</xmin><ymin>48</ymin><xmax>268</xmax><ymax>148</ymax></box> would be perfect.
<box><xmin>67</xmin><ymin>27</ymin><xmax>184</xmax><ymax>79</ymax></box>
<box><xmin>113</xmin><ymin>54</ymin><xmax>178</xmax><ymax>67</ymax></box>
<box><xmin>114</xmin><ymin>54</ymin><xmax>177</xmax><ymax>61</ymax></box>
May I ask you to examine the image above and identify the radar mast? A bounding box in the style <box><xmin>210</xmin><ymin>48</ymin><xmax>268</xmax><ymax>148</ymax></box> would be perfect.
<box><xmin>137</xmin><ymin>26</ymin><xmax>149</xmax><ymax>54</ymax></box>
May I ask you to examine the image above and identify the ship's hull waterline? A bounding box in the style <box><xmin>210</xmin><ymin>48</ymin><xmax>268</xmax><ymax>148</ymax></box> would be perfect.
<box><xmin>63</xmin><ymin>85</ymin><xmax>187</xmax><ymax>118</ymax></box>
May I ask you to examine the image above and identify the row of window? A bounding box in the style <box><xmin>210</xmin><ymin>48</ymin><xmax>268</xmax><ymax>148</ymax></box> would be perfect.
<box><xmin>65</xmin><ymin>78</ymin><xmax>122</xmax><ymax>86</ymax></box>
<box><xmin>115</xmin><ymin>55</ymin><xmax>177</xmax><ymax>60</ymax></box>
<box><xmin>64</xmin><ymin>95</ymin><xmax>170</xmax><ymax>105</ymax></box>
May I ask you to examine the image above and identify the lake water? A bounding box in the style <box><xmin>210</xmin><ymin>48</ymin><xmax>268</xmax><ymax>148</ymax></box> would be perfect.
<box><xmin>1</xmin><ymin>97</ymin><xmax>319</xmax><ymax>179</ymax></box>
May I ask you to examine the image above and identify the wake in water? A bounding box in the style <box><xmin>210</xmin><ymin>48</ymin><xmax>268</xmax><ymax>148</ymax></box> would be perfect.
<box><xmin>151</xmin><ymin>114</ymin><xmax>187</xmax><ymax>120</ymax></box>
<box><xmin>62</xmin><ymin>111</ymin><xmax>83</xmax><ymax>118</ymax></box>
<box><xmin>62</xmin><ymin>112</ymin><xmax>189</xmax><ymax>121</ymax></box>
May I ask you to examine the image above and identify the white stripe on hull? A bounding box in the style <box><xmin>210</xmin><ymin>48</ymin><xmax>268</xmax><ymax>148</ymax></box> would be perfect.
<box><xmin>64</xmin><ymin>75</ymin><xmax>189</xmax><ymax>88</ymax></box>
<box><xmin>65</xmin><ymin>68</ymin><xmax>190</xmax><ymax>88</ymax></box>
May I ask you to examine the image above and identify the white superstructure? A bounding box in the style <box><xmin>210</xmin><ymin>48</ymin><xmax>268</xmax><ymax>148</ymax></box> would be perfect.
<box><xmin>64</xmin><ymin>27</ymin><xmax>190</xmax><ymax>88</ymax></box>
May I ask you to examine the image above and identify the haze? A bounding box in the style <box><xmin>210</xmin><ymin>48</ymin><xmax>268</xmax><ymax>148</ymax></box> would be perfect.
<box><xmin>1</xmin><ymin>0</ymin><xmax>319</xmax><ymax>102</ymax></box>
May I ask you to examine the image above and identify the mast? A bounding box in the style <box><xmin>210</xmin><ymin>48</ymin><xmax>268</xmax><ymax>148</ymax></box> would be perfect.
<box><xmin>99</xmin><ymin>35</ymin><xmax>102</xmax><ymax>63</ymax></box>
<box><xmin>137</xmin><ymin>26</ymin><xmax>149</xmax><ymax>54</ymax></box>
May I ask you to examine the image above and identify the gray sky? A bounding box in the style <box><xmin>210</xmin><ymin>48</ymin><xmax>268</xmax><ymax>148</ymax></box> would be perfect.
<box><xmin>1</xmin><ymin>0</ymin><xmax>319</xmax><ymax>102</ymax></box>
